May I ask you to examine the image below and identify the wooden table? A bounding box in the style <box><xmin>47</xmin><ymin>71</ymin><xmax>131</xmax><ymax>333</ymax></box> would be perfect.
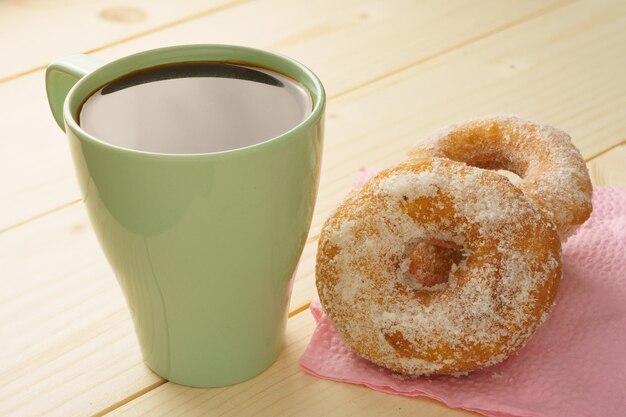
<box><xmin>1</xmin><ymin>1</ymin><xmax>624</xmax><ymax>416</ymax></box>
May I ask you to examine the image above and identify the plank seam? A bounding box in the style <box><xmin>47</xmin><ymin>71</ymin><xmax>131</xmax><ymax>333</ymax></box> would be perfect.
<box><xmin>92</xmin><ymin>380</ymin><xmax>168</xmax><ymax>417</ymax></box>
<box><xmin>289</xmin><ymin>303</ymin><xmax>312</xmax><ymax>318</ymax></box>
<box><xmin>0</xmin><ymin>0</ymin><xmax>252</xmax><ymax>84</ymax></box>
<box><xmin>0</xmin><ymin>198</ymin><xmax>81</xmax><ymax>234</ymax></box>
<box><xmin>584</xmin><ymin>138</ymin><xmax>626</xmax><ymax>162</ymax></box>
<box><xmin>329</xmin><ymin>0</ymin><xmax>576</xmax><ymax>100</ymax></box>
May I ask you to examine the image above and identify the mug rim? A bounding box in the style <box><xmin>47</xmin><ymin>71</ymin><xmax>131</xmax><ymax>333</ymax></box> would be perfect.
<box><xmin>62</xmin><ymin>44</ymin><xmax>325</xmax><ymax>159</ymax></box>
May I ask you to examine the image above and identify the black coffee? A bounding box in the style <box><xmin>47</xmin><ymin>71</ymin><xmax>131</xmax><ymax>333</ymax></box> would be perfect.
<box><xmin>79</xmin><ymin>62</ymin><xmax>312</xmax><ymax>154</ymax></box>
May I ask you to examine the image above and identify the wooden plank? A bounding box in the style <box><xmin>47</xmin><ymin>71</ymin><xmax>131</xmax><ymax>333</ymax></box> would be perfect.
<box><xmin>0</xmin><ymin>0</ymin><xmax>567</xmax><ymax>231</ymax></box>
<box><xmin>588</xmin><ymin>144</ymin><xmax>626</xmax><ymax>187</ymax></box>
<box><xmin>2</xmin><ymin>1</ymin><xmax>626</xmax><ymax>416</ymax></box>
<box><xmin>0</xmin><ymin>0</ymin><xmax>246</xmax><ymax>81</ymax></box>
<box><xmin>106</xmin><ymin>311</ymin><xmax>479</xmax><ymax>417</ymax></box>
<box><xmin>0</xmin><ymin>204</ymin><xmax>162</xmax><ymax>417</ymax></box>
<box><xmin>89</xmin><ymin>0</ymin><xmax>567</xmax><ymax>96</ymax></box>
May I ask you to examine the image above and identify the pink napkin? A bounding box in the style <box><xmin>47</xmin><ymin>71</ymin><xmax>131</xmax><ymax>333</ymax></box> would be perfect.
<box><xmin>300</xmin><ymin>174</ymin><xmax>626</xmax><ymax>417</ymax></box>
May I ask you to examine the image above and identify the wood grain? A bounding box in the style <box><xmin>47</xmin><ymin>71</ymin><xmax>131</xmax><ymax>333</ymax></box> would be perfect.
<box><xmin>0</xmin><ymin>205</ymin><xmax>161</xmax><ymax>417</ymax></box>
<box><xmin>1</xmin><ymin>0</ymin><xmax>625</xmax><ymax>416</ymax></box>
<box><xmin>0</xmin><ymin>0</ymin><xmax>246</xmax><ymax>81</ymax></box>
<box><xmin>0</xmin><ymin>0</ymin><xmax>567</xmax><ymax>232</ymax></box>
<box><xmin>107</xmin><ymin>311</ymin><xmax>479</xmax><ymax>417</ymax></box>
<box><xmin>588</xmin><ymin>144</ymin><xmax>626</xmax><ymax>187</ymax></box>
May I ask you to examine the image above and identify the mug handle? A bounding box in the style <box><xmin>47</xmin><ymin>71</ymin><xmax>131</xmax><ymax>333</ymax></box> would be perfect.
<box><xmin>46</xmin><ymin>54</ymin><xmax>103</xmax><ymax>131</ymax></box>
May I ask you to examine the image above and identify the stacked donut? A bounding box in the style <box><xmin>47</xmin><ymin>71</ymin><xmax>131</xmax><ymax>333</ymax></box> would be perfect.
<box><xmin>316</xmin><ymin>116</ymin><xmax>592</xmax><ymax>376</ymax></box>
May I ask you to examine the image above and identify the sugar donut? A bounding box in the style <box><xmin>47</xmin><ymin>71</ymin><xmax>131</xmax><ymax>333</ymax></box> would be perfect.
<box><xmin>316</xmin><ymin>158</ymin><xmax>562</xmax><ymax>375</ymax></box>
<box><xmin>408</xmin><ymin>116</ymin><xmax>592</xmax><ymax>240</ymax></box>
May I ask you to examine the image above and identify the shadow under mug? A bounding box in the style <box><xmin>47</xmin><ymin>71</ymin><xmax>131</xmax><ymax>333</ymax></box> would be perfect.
<box><xmin>45</xmin><ymin>45</ymin><xmax>325</xmax><ymax>387</ymax></box>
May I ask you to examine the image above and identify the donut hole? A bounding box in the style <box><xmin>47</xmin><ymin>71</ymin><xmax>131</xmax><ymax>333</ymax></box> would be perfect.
<box><xmin>404</xmin><ymin>241</ymin><xmax>465</xmax><ymax>291</ymax></box>
<box><xmin>459</xmin><ymin>153</ymin><xmax>525</xmax><ymax>185</ymax></box>
<box><xmin>495</xmin><ymin>169</ymin><xmax>522</xmax><ymax>185</ymax></box>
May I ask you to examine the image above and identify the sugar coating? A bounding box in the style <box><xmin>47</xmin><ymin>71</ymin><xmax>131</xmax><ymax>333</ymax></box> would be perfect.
<box><xmin>316</xmin><ymin>158</ymin><xmax>562</xmax><ymax>376</ymax></box>
<box><xmin>408</xmin><ymin>115</ymin><xmax>593</xmax><ymax>240</ymax></box>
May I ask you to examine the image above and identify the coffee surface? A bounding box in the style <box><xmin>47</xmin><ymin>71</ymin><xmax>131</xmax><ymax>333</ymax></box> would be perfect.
<box><xmin>79</xmin><ymin>62</ymin><xmax>312</xmax><ymax>154</ymax></box>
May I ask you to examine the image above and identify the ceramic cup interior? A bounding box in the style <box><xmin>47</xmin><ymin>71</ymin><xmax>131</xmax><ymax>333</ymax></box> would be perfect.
<box><xmin>78</xmin><ymin>62</ymin><xmax>313</xmax><ymax>154</ymax></box>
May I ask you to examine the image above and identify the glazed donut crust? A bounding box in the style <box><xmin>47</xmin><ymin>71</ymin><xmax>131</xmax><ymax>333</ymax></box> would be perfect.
<box><xmin>408</xmin><ymin>116</ymin><xmax>592</xmax><ymax>239</ymax></box>
<box><xmin>316</xmin><ymin>158</ymin><xmax>562</xmax><ymax>376</ymax></box>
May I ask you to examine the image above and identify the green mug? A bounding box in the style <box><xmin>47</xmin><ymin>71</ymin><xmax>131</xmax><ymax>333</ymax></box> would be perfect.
<box><xmin>45</xmin><ymin>45</ymin><xmax>325</xmax><ymax>387</ymax></box>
